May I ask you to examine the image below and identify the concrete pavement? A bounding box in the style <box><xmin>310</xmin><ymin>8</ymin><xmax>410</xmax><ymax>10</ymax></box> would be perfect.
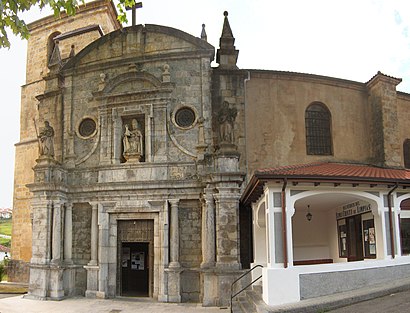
<box><xmin>2</xmin><ymin>276</ymin><xmax>410</xmax><ymax>313</ymax></box>
<box><xmin>0</xmin><ymin>296</ymin><xmax>228</xmax><ymax>313</ymax></box>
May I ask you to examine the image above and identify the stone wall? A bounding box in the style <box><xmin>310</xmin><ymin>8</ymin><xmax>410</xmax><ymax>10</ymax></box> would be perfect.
<box><xmin>179</xmin><ymin>200</ymin><xmax>202</xmax><ymax>267</ymax></box>
<box><xmin>5</xmin><ymin>259</ymin><xmax>29</xmax><ymax>283</ymax></box>
<box><xmin>179</xmin><ymin>200</ymin><xmax>202</xmax><ymax>301</ymax></box>
<box><xmin>72</xmin><ymin>203</ymin><xmax>91</xmax><ymax>264</ymax></box>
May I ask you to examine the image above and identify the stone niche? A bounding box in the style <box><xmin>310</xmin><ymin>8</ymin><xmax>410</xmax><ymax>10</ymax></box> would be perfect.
<box><xmin>121</xmin><ymin>115</ymin><xmax>145</xmax><ymax>163</ymax></box>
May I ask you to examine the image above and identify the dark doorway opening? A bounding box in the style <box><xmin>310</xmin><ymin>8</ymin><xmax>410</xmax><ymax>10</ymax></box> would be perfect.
<box><xmin>121</xmin><ymin>242</ymin><xmax>149</xmax><ymax>297</ymax></box>
<box><xmin>347</xmin><ymin>215</ymin><xmax>364</xmax><ymax>262</ymax></box>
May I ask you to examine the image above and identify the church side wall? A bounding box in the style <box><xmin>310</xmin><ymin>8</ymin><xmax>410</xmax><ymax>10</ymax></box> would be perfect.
<box><xmin>245</xmin><ymin>72</ymin><xmax>372</xmax><ymax>176</ymax></box>
<box><xmin>396</xmin><ymin>94</ymin><xmax>410</xmax><ymax>167</ymax></box>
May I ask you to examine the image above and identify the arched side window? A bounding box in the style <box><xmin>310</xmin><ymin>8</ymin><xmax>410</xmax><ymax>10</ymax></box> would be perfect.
<box><xmin>47</xmin><ymin>32</ymin><xmax>61</xmax><ymax>66</ymax></box>
<box><xmin>305</xmin><ymin>102</ymin><xmax>333</xmax><ymax>155</ymax></box>
<box><xmin>404</xmin><ymin>139</ymin><xmax>410</xmax><ymax>169</ymax></box>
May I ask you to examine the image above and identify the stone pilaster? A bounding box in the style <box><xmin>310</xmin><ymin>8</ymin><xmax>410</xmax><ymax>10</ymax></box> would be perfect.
<box><xmin>201</xmin><ymin>187</ymin><xmax>216</xmax><ymax>268</ymax></box>
<box><xmin>64</xmin><ymin>203</ymin><xmax>73</xmax><ymax>264</ymax></box>
<box><xmin>214</xmin><ymin>186</ymin><xmax>241</xmax><ymax>269</ymax></box>
<box><xmin>51</xmin><ymin>203</ymin><xmax>63</xmax><ymax>264</ymax></box>
<box><xmin>366</xmin><ymin>72</ymin><xmax>402</xmax><ymax>167</ymax></box>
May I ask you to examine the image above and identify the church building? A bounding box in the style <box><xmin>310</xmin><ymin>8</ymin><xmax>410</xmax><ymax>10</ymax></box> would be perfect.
<box><xmin>10</xmin><ymin>0</ymin><xmax>410</xmax><ymax>308</ymax></box>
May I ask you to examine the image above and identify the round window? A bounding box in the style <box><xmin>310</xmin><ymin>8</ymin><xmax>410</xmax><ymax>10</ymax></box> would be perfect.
<box><xmin>78</xmin><ymin>118</ymin><xmax>97</xmax><ymax>138</ymax></box>
<box><xmin>175</xmin><ymin>107</ymin><xmax>196</xmax><ymax>128</ymax></box>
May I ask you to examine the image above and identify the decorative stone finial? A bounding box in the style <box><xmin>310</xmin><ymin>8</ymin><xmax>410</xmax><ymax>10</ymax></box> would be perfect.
<box><xmin>162</xmin><ymin>64</ymin><xmax>171</xmax><ymax>83</ymax></box>
<box><xmin>224</xmin><ymin>11</ymin><xmax>228</xmax><ymax>17</ymax></box>
<box><xmin>69</xmin><ymin>44</ymin><xmax>75</xmax><ymax>58</ymax></box>
<box><xmin>201</xmin><ymin>24</ymin><xmax>207</xmax><ymax>41</ymax></box>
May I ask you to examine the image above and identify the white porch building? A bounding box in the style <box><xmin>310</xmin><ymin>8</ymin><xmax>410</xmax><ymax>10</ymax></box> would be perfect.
<box><xmin>241</xmin><ymin>162</ymin><xmax>410</xmax><ymax>306</ymax></box>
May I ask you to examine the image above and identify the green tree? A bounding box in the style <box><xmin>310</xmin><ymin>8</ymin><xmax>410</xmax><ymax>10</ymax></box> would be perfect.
<box><xmin>0</xmin><ymin>0</ymin><xmax>136</xmax><ymax>48</ymax></box>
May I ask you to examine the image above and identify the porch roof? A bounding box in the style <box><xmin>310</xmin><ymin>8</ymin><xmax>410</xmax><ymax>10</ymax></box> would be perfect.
<box><xmin>241</xmin><ymin>162</ymin><xmax>410</xmax><ymax>206</ymax></box>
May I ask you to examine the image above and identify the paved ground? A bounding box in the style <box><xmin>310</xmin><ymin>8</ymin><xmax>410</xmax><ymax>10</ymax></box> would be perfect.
<box><xmin>328</xmin><ymin>289</ymin><xmax>410</xmax><ymax>313</ymax></box>
<box><xmin>0</xmin><ymin>295</ymin><xmax>228</xmax><ymax>313</ymax></box>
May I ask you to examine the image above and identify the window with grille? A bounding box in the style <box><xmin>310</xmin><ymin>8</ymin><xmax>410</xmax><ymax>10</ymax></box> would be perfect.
<box><xmin>404</xmin><ymin>139</ymin><xmax>410</xmax><ymax>169</ymax></box>
<box><xmin>305</xmin><ymin>102</ymin><xmax>333</xmax><ymax>155</ymax></box>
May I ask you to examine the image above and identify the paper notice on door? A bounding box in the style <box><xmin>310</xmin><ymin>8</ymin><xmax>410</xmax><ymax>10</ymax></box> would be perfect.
<box><xmin>131</xmin><ymin>252</ymin><xmax>145</xmax><ymax>270</ymax></box>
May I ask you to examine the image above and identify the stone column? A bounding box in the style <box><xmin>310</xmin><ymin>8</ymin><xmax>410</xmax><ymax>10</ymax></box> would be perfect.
<box><xmin>51</xmin><ymin>203</ymin><xmax>63</xmax><ymax>263</ymax></box>
<box><xmin>85</xmin><ymin>202</ymin><xmax>99</xmax><ymax>298</ymax></box>
<box><xmin>169</xmin><ymin>199</ymin><xmax>180</xmax><ymax>268</ymax></box>
<box><xmin>64</xmin><ymin>203</ymin><xmax>73</xmax><ymax>263</ymax></box>
<box><xmin>89</xmin><ymin>202</ymin><xmax>99</xmax><ymax>266</ymax></box>
<box><xmin>201</xmin><ymin>187</ymin><xmax>215</xmax><ymax>268</ymax></box>
<box><xmin>167</xmin><ymin>199</ymin><xmax>181</xmax><ymax>302</ymax></box>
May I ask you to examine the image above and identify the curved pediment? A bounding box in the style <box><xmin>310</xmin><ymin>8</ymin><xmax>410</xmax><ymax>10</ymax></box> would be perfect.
<box><xmin>63</xmin><ymin>24</ymin><xmax>215</xmax><ymax>70</ymax></box>
<box><xmin>102</xmin><ymin>70</ymin><xmax>163</xmax><ymax>94</ymax></box>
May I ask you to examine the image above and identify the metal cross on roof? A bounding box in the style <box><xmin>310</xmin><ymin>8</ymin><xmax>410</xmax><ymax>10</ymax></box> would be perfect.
<box><xmin>126</xmin><ymin>2</ymin><xmax>143</xmax><ymax>26</ymax></box>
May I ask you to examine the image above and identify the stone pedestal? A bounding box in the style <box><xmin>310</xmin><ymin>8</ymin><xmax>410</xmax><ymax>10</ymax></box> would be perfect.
<box><xmin>84</xmin><ymin>265</ymin><xmax>99</xmax><ymax>298</ymax></box>
<box><xmin>166</xmin><ymin>268</ymin><xmax>182</xmax><ymax>302</ymax></box>
<box><xmin>26</xmin><ymin>264</ymin><xmax>50</xmax><ymax>300</ymax></box>
<box><xmin>49</xmin><ymin>265</ymin><xmax>65</xmax><ymax>299</ymax></box>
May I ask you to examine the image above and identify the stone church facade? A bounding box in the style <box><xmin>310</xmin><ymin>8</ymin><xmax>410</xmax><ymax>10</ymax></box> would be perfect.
<box><xmin>11</xmin><ymin>0</ymin><xmax>410</xmax><ymax>308</ymax></box>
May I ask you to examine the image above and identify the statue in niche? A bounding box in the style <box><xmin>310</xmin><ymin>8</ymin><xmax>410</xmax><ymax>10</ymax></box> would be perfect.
<box><xmin>38</xmin><ymin>121</ymin><xmax>55</xmax><ymax>158</ymax></box>
<box><xmin>123</xmin><ymin>118</ymin><xmax>143</xmax><ymax>162</ymax></box>
<box><xmin>218</xmin><ymin>101</ymin><xmax>237</xmax><ymax>144</ymax></box>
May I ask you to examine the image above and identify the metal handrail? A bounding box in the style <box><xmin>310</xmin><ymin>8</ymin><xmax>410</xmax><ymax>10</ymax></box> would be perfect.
<box><xmin>230</xmin><ymin>265</ymin><xmax>263</xmax><ymax>313</ymax></box>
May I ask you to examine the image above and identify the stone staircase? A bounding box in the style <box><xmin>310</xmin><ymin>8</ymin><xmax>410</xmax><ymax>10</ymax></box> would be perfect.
<box><xmin>232</xmin><ymin>285</ymin><xmax>268</xmax><ymax>313</ymax></box>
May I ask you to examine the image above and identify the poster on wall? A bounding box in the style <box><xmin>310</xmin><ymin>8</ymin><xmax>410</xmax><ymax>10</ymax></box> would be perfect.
<box><xmin>363</xmin><ymin>220</ymin><xmax>376</xmax><ymax>258</ymax></box>
<box><xmin>122</xmin><ymin>247</ymin><xmax>130</xmax><ymax>268</ymax></box>
<box><xmin>338</xmin><ymin>223</ymin><xmax>347</xmax><ymax>258</ymax></box>
<box><xmin>131</xmin><ymin>252</ymin><xmax>145</xmax><ymax>270</ymax></box>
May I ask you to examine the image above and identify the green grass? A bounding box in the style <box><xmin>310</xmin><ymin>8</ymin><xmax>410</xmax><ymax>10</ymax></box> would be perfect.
<box><xmin>0</xmin><ymin>219</ymin><xmax>12</xmax><ymax>236</ymax></box>
<box><xmin>0</xmin><ymin>237</ymin><xmax>11</xmax><ymax>248</ymax></box>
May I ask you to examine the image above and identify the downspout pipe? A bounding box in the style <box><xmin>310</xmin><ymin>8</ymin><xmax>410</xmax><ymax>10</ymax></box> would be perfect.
<box><xmin>388</xmin><ymin>183</ymin><xmax>398</xmax><ymax>259</ymax></box>
<box><xmin>281</xmin><ymin>178</ymin><xmax>288</xmax><ymax>268</ymax></box>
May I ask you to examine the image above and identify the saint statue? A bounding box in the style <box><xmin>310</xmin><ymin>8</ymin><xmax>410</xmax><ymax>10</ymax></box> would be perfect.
<box><xmin>123</xmin><ymin>119</ymin><xmax>143</xmax><ymax>162</ymax></box>
<box><xmin>218</xmin><ymin>101</ymin><xmax>237</xmax><ymax>144</ymax></box>
<box><xmin>38</xmin><ymin>121</ymin><xmax>55</xmax><ymax>158</ymax></box>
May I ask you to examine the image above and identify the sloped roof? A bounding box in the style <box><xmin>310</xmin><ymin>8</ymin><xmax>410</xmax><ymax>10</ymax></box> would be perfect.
<box><xmin>255</xmin><ymin>162</ymin><xmax>410</xmax><ymax>180</ymax></box>
<box><xmin>0</xmin><ymin>244</ymin><xmax>10</xmax><ymax>253</ymax></box>
<box><xmin>241</xmin><ymin>162</ymin><xmax>410</xmax><ymax>206</ymax></box>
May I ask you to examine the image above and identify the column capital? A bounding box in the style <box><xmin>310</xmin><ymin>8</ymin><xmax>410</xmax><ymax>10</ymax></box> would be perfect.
<box><xmin>168</xmin><ymin>199</ymin><xmax>180</xmax><ymax>207</ymax></box>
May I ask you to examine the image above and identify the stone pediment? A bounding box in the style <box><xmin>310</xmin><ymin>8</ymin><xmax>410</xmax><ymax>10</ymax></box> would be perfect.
<box><xmin>63</xmin><ymin>24</ymin><xmax>215</xmax><ymax>71</ymax></box>
<box><xmin>92</xmin><ymin>68</ymin><xmax>174</xmax><ymax>103</ymax></box>
<box><xmin>102</xmin><ymin>70</ymin><xmax>162</xmax><ymax>94</ymax></box>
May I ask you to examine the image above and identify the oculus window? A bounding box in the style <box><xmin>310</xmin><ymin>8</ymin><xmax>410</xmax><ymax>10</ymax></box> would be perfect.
<box><xmin>305</xmin><ymin>102</ymin><xmax>333</xmax><ymax>155</ymax></box>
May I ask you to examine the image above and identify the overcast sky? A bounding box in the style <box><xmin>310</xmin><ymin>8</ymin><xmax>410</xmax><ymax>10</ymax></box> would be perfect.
<box><xmin>1</xmin><ymin>0</ymin><xmax>410</xmax><ymax>208</ymax></box>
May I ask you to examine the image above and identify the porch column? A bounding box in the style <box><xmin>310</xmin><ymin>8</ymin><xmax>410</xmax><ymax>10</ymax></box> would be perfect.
<box><xmin>201</xmin><ymin>187</ymin><xmax>215</xmax><ymax>268</ymax></box>
<box><xmin>89</xmin><ymin>203</ymin><xmax>99</xmax><ymax>266</ymax></box>
<box><xmin>51</xmin><ymin>203</ymin><xmax>63</xmax><ymax>263</ymax></box>
<box><xmin>169</xmin><ymin>199</ymin><xmax>180</xmax><ymax>268</ymax></box>
<box><xmin>64</xmin><ymin>203</ymin><xmax>73</xmax><ymax>263</ymax></box>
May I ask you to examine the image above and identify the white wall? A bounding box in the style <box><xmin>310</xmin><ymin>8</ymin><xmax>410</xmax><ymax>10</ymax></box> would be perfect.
<box><xmin>292</xmin><ymin>209</ymin><xmax>331</xmax><ymax>261</ymax></box>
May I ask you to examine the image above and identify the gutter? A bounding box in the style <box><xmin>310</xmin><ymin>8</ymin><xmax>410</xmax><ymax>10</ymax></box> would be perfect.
<box><xmin>387</xmin><ymin>183</ymin><xmax>398</xmax><ymax>259</ymax></box>
<box><xmin>282</xmin><ymin>178</ymin><xmax>288</xmax><ymax>268</ymax></box>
